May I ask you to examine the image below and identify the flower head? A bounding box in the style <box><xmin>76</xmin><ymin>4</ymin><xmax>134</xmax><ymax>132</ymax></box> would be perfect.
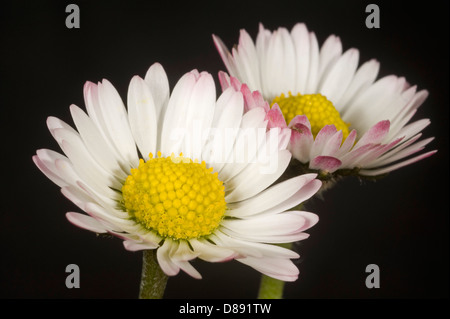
<box><xmin>213</xmin><ymin>23</ymin><xmax>436</xmax><ymax>181</ymax></box>
<box><xmin>33</xmin><ymin>63</ymin><xmax>322</xmax><ymax>281</ymax></box>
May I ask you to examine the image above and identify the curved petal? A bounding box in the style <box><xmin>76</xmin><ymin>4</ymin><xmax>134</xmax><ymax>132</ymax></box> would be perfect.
<box><xmin>238</xmin><ymin>256</ymin><xmax>299</xmax><ymax>282</ymax></box>
<box><xmin>226</xmin><ymin>174</ymin><xmax>318</xmax><ymax>218</ymax></box>
<box><xmin>189</xmin><ymin>238</ymin><xmax>237</xmax><ymax>263</ymax></box>
<box><xmin>310</xmin><ymin>156</ymin><xmax>342</xmax><ymax>172</ymax></box>
<box><xmin>66</xmin><ymin>212</ymin><xmax>109</xmax><ymax>233</ymax></box>
<box><xmin>69</xmin><ymin>104</ymin><xmax>127</xmax><ymax>180</ymax></box>
<box><xmin>225</xmin><ymin>150</ymin><xmax>291</xmax><ymax>202</ymax></box>
<box><xmin>157</xmin><ymin>239</ymin><xmax>180</xmax><ymax>276</ymax></box>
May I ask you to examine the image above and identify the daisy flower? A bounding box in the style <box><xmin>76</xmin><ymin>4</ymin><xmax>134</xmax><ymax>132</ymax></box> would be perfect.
<box><xmin>32</xmin><ymin>63</ymin><xmax>322</xmax><ymax>283</ymax></box>
<box><xmin>213</xmin><ymin>23</ymin><xmax>436</xmax><ymax>181</ymax></box>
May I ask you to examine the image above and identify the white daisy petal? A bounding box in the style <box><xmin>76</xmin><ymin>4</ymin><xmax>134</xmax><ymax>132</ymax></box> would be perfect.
<box><xmin>54</xmin><ymin>158</ymin><xmax>85</xmax><ymax>190</ymax></box>
<box><xmin>252</xmin><ymin>180</ymin><xmax>322</xmax><ymax>217</ymax></box>
<box><xmin>335</xmin><ymin>129</ymin><xmax>358</xmax><ymax>157</ymax></box>
<box><xmin>256</xmin><ymin>23</ymin><xmax>273</xmax><ymax>98</ymax></box>
<box><xmin>170</xmin><ymin>239</ymin><xmax>199</xmax><ymax>261</ymax></box>
<box><xmin>210</xmin><ymin>233</ymin><xmax>262</xmax><ymax>258</ymax></box>
<box><xmin>319</xmin><ymin>48</ymin><xmax>359</xmax><ymax>105</ymax></box>
<box><xmin>160</xmin><ymin>72</ymin><xmax>197</xmax><ymax>156</ymax></box>
<box><xmin>174</xmin><ymin>260</ymin><xmax>202</xmax><ymax>280</ymax></box>
<box><xmin>169</xmin><ymin>241</ymin><xmax>202</xmax><ymax>279</ymax></box>
<box><xmin>221</xmin><ymin>211</ymin><xmax>317</xmax><ymax>244</ymax></box>
<box><xmin>225</xmin><ymin>149</ymin><xmax>291</xmax><ymax>202</ymax></box>
<box><xmin>203</xmin><ymin>89</ymin><xmax>244</xmax><ymax>167</ymax></box>
<box><xmin>217</xmin><ymin>107</ymin><xmax>267</xmax><ymax>181</ymax></box>
<box><xmin>222</xmin><ymin>212</ymin><xmax>308</xmax><ymax>237</ymax></box>
<box><xmin>213</xmin><ymin>231</ymin><xmax>300</xmax><ymax>259</ymax></box>
<box><xmin>96</xmin><ymin>79</ymin><xmax>139</xmax><ymax>168</ymax></box>
<box><xmin>268</xmin><ymin>27</ymin><xmax>296</xmax><ymax>94</ymax></box>
<box><xmin>84</xmin><ymin>202</ymin><xmax>133</xmax><ymax>228</ymax></box>
<box><xmin>230</xmin><ymin>33</ymin><xmax>258</xmax><ymax>92</ymax></box>
<box><xmin>226</xmin><ymin>174</ymin><xmax>318</xmax><ymax>217</ymax></box>
<box><xmin>69</xmin><ymin>104</ymin><xmax>127</xmax><ymax>180</ymax></box>
<box><xmin>304</xmin><ymin>31</ymin><xmax>320</xmax><ymax>94</ymax></box>
<box><xmin>209</xmin><ymin>87</ymin><xmax>236</xmax><ymax>128</ymax></box>
<box><xmin>392</xmin><ymin>118</ymin><xmax>431</xmax><ymax>143</ymax></box>
<box><xmin>359</xmin><ymin>150</ymin><xmax>437</xmax><ymax>176</ymax></box>
<box><xmin>344</xmin><ymin>75</ymin><xmax>401</xmax><ymax>133</ymax></box>
<box><xmin>33</xmin><ymin>149</ymin><xmax>70</xmax><ymax>188</ymax></box>
<box><xmin>127</xmin><ymin>76</ymin><xmax>158</xmax><ymax>160</ymax></box>
<box><xmin>157</xmin><ymin>239</ymin><xmax>180</xmax><ymax>276</ymax></box>
<box><xmin>189</xmin><ymin>238</ymin><xmax>237</xmax><ymax>263</ymax></box>
<box><xmin>310</xmin><ymin>125</ymin><xmax>339</xmax><ymax>159</ymax></box>
<box><xmin>390</xmin><ymin>89</ymin><xmax>428</xmax><ymax>132</ymax></box>
<box><xmin>351</xmin><ymin>139</ymin><xmax>402</xmax><ymax>168</ymax></box>
<box><xmin>318</xmin><ymin>35</ymin><xmax>343</xmax><ymax>86</ymax></box>
<box><xmin>123</xmin><ymin>241</ymin><xmax>158</xmax><ymax>251</ymax></box>
<box><xmin>144</xmin><ymin>62</ymin><xmax>170</xmax><ymax>126</ymax></box>
<box><xmin>53</xmin><ymin>128</ymin><xmax>121</xmax><ymax>196</ymax></box>
<box><xmin>83</xmin><ymin>81</ymin><xmax>129</xmax><ymax>166</ymax></box>
<box><xmin>60</xmin><ymin>185</ymin><xmax>94</xmax><ymax>210</ymax></box>
<box><xmin>183</xmin><ymin>72</ymin><xmax>216</xmax><ymax>160</ymax></box>
<box><xmin>369</xmin><ymin>136</ymin><xmax>434</xmax><ymax>168</ymax></box>
<box><xmin>237</xmin><ymin>29</ymin><xmax>261</xmax><ymax>91</ymax></box>
<box><xmin>213</xmin><ymin>34</ymin><xmax>240</xmax><ymax>81</ymax></box>
<box><xmin>61</xmin><ymin>185</ymin><xmax>127</xmax><ymax>226</ymax></box>
<box><xmin>340</xmin><ymin>143</ymin><xmax>377</xmax><ymax>168</ymax></box>
<box><xmin>356</xmin><ymin>77</ymin><xmax>409</xmax><ymax>132</ymax></box>
<box><xmin>66</xmin><ymin>212</ymin><xmax>109</xmax><ymax>233</ymax></box>
<box><xmin>291</xmin><ymin>23</ymin><xmax>311</xmax><ymax>93</ymax></box>
<box><xmin>337</xmin><ymin>58</ymin><xmax>380</xmax><ymax>109</ymax></box>
<box><xmin>238</xmin><ymin>256</ymin><xmax>299</xmax><ymax>282</ymax></box>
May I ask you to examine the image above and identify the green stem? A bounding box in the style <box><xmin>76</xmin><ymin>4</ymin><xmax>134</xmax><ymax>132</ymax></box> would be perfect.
<box><xmin>139</xmin><ymin>250</ymin><xmax>168</xmax><ymax>299</ymax></box>
<box><xmin>257</xmin><ymin>243</ymin><xmax>292</xmax><ymax>299</ymax></box>
<box><xmin>257</xmin><ymin>274</ymin><xmax>286</xmax><ymax>299</ymax></box>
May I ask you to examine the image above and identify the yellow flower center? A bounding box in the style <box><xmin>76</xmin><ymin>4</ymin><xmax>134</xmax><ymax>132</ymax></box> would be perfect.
<box><xmin>272</xmin><ymin>92</ymin><xmax>350</xmax><ymax>139</ymax></box>
<box><xmin>121</xmin><ymin>152</ymin><xmax>226</xmax><ymax>240</ymax></box>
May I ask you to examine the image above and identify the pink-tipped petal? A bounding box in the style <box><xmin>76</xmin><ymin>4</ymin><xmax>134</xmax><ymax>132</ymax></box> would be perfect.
<box><xmin>218</xmin><ymin>71</ymin><xmax>231</xmax><ymax>91</ymax></box>
<box><xmin>230</xmin><ymin>74</ymin><xmax>243</xmax><ymax>91</ymax></box>
<box><xmin>310</xmin><ymin>125</ymin><xmax>338</xmax><ymax>159</ymax></box>
<box><xmin>310</xmin><ymin>156</ymin><xmax>342</xmax><ymax>172</ymax></box>
<box><xmin>354</xmin><ymin>120</ymin><xmax>390</xmax><ymax>148</ymax></box>
<box><xmin>266</xmin><ymin>104</ymin><xmax>287</xmax><ymax>129</ymax></box>
<box><xmin>288</xmin><ymin>117</ymin><xmax>314</xmax><ymax>163</ymax></box>
<box><xmin>288</xmin><ymin>114</ymin><xmax>311</xmax><ymax>130</ymax></box>
<box><xmin>336</xmin><ymin>129</ymin><xmax>358</xmax><ymax>157</ymax></box>
<box><xmin>252</xmin><ymin>89</ymin><xmax>270</xmax><ymax>112</ymax></box>
<box><xmin>359</xmin><ymin>150</ymin><xmax>437</xmax><ymax>176</ymax></box>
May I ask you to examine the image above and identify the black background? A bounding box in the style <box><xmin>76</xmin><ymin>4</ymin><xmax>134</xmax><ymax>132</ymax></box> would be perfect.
<box><xmin>0</xmin><ymin>0</ymin><xmax>448</xmax><ymax>300</ymax></box>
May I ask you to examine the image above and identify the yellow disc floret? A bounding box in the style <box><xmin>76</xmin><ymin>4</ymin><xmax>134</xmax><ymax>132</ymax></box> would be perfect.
<box><xmin>121</xmin><ymin>152</ymin><xmax>226</xmax><ymax>240</ymax></box>
<box><xmin>272</xmin><ymin>92</ymin><xmax>350</xmax><ymax>139</ymax></box>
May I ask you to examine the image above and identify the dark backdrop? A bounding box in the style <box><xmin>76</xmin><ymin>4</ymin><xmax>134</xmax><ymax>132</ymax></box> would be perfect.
<box><xmin>0</xmin><ymin>0</ymin><xmax>448</xmax><ymax>300</ymax></box>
